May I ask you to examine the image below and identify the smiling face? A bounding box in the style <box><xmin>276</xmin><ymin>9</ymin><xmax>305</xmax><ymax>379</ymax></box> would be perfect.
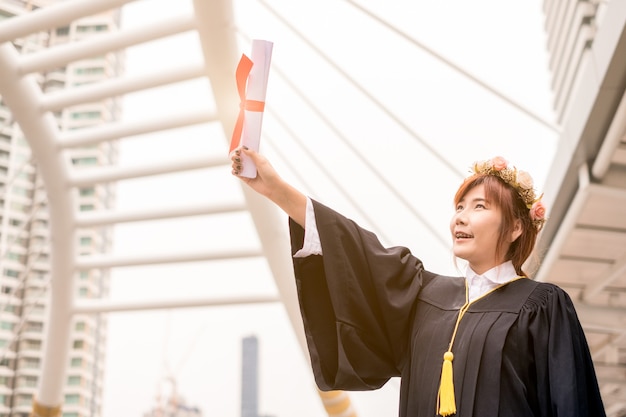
<box><xmin>450</xmin><ymin>184</ymin><xmax>513</xmax><ymax>274</ymax></box>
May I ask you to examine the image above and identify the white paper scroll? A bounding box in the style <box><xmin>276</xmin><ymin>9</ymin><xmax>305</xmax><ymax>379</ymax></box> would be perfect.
<box><xmin>238</xmin><ymin>40</ymin><xmax>273</xmax><ymax>178</ymax></box>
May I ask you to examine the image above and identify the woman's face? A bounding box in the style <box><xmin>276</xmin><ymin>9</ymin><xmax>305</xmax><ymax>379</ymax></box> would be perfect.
<box><xmin>450</xmin><ymin>184</ymin><xmax>509</xmax><ymax>275</ymax></box>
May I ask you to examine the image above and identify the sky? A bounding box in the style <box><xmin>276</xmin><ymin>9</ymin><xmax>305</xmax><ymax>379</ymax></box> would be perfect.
<box><xmin>101</xmin><ymin>1</ymin><xmax>558</xmax><ymax>416</ymax></box>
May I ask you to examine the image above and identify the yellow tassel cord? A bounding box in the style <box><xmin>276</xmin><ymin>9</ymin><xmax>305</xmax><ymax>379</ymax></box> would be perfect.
<box><xmin>437</xmin><ymin>351</ymin><xmax>456</xmax><ymax>416</ymax></box>
<box><xmin>437</xmin><ymin>291</ymin><xmax>469</xmax><ymax>417</ymax></box>
<box><xmin>436</xmin><ymin>277</ymin><xmax>524</xmax><ymax>416</ymax></box>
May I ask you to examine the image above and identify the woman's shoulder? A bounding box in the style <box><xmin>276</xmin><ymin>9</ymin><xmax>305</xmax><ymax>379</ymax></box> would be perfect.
<box><xmin>418</xmin><ymin>273</ymin><xmax>466</xmax><ymax>310</ymax></box>
<box><xmin>522</xmin><ymin>280</ymin><xmax>577</xmax><ymax>313</ymax></box>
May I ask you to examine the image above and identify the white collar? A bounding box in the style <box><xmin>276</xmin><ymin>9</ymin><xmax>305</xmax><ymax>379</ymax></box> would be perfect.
<box><xmin>465</xmin><ymin>260</ymin><xmax>519</xmax><ymax>285</ymax></box>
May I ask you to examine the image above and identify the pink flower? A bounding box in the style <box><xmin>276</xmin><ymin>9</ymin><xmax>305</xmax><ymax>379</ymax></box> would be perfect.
<box><xmin>516</xmin><ymin>170</ymin><xmax>534</xmax><ymax>190</ymax></box>
<box><xmin>491</xmin><ymin>156</ymin><xmax>508</xmax><ymax>171</ymax></box>
<box><xmin>530</xmin><ymin>200</ymin><xmax>546</xmax><ymax>221</ymax></box>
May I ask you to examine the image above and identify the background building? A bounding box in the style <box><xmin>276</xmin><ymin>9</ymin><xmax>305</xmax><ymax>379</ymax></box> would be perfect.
<box><xmin>535</xmin><ymin>1</ymin><xmax>626</xmax><ymax>415</ymax></box>
<box><xmin>241</xmin><ymin>336</ymin><xmax>275</xmax><ymax>417</ymax></box>
<box><xmin>241</xmin><ymin>335</ymin><xmax>259</xmax><ymax>417</ymax></box>
<box><xmin>0</xmin><ymin>1</ymin><xmax>121</xmax><ymax>416</ymax></box>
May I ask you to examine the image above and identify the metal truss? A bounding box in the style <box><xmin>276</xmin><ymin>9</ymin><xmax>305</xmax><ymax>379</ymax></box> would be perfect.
<box><xmin>0</xmin><ymin>0</ymin><xmax>350</xmax><ymax>415</ymax></box>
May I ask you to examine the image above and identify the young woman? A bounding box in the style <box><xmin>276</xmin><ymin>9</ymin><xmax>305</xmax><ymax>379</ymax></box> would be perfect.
<box><xmin>231</xmin><ymin>148</ymin><xmax>606</xmax><ymax>417</ymax></box>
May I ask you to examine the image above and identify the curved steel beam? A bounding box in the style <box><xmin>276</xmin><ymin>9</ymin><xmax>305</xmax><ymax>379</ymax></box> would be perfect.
<box><xmin>192</xmin><ymin>0</ymin><xmax>311</xmax><ymax>360</ymax></box>
<box><xmin>0</xmin><ymin>0</ymin><xmax>135</xmax><ymax>43</ymax></box>
<box><xmin>192</xmin><ymin>2</ymin><xmax>359</xmax><ymax>416</ymax></box>
<box><xmin>0</xmin><ymin>44</ymin><xmax>75</xmax><ymax>414</ymax></box>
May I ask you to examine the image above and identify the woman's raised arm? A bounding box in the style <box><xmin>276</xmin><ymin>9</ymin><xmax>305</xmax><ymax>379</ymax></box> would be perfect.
<box><xmin>231</xmin><ymin>147</ymin><xmax>307</xmax><ymax>228</ymax></box>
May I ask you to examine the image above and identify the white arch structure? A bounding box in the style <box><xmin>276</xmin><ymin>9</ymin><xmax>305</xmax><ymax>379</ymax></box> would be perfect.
<box><xmin>0</xmin><ymin>0</ymin><xmax>351</xmax><ymax>415</ymax></box>
<box><xmin>5</xmin><ymin>1</ymin><xmax>621</xmax><ymax>416</ymax></box>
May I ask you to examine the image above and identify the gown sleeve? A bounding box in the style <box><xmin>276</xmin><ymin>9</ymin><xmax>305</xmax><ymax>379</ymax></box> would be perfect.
<box><xmin>518</xmin><ymin>283</ymin><xmax>606</xmax><ymax>416</ymax></box>
<box><xmin>289</xmin><ymin>200</ymin><xmax>425</xmax><ymax>391</ymax></box>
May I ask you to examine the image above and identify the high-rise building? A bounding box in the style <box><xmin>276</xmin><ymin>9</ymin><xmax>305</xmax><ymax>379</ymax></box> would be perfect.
<box><xmin>241</xmin><ymin>336</ymin><xmax>276</xmax><ymax>417</ymax></box>
<box><xmin>0</xmin><ymin>2</ymin><xmax>122</xmax><ymax>416</ymax></box>
<box><xmin>241</xmin><ymin>335</ymin><xmax>259</xmax><ymax>417</ymax></box>
<box><xmin>536</xmin><ymin>0</ymin><xmax>626</xmax><ymax>414</ymax></box>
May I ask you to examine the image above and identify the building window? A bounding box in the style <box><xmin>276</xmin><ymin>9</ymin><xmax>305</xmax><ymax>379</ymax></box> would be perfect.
<box><xmin>72</xmin><ymin>81</ymin><xmax>96</xmax><ymax>87</ymax></box>
<box><xmin>72</xmin><ymin>340</ymin><xmax>84</xmax><ymax>350</ymax></box>
<box><xmin>11</xmin><ymin>186</ymin><xmax>31</xmax><ymax>197</ymax></box>
<box><xmin>79</xmin><ymin>204</ymin><xmax>94</xmax><ymax>212</ymax></box>
<box><xmin>29</xmin><ymin>305</ymin><xmax>45</xmax><ymax>316</ymax></box>
<box><xmin>18</xmin><ymin>376</ymin><xmax>37</xmax><ymax>388</ymax></box>
<box><xmin>3</xmin><ymin>269</ymin><xmax>19</xmax><ymax>278</ymax></box>
<box><xmin>79</xmin><ymin>187</ymin><xmax>95</xmax><ymax>196</ymax></box>
<box><xmin>22</xmin><ymin>358</ymin><xmax>40</xmax><ymax>369</ymax></box>
<box><xmin>75</xmin><ymin>67</ymin><xmax>105</xmax><ymax>75</ymax></box>
<box><xmin>79</xmin><ymin>237</ymin><xmax>92</xmax><ymax>246</ymax></box>
<box><xmin>64</xmin><ymin>394</ymin><xmax>80</xmax><ymax>405</ymax></box>
<box><xmin>75</xmin><ymin>322</ymin><xmax>85</xmax><ymax>332</ymax></box>
<box><xmin>9</xmin><ymin>201</ymin><xmax>28</xmax><ymax>213</ymax></box>
<box><xmin>77</xmin><ymin>24</ymin><xmax>108</xmax><ymax>33</ymax></box>
<box><xmin>67</xmin><ymin>376</ymin><xmax>81</xmax><ymax>386</ymax></box>
<box><xmin>34</xmin><ymin>219</ymin><xmax>48</xmax><ymax>228</ymax></box>
<box><xmin>8</xmin><ymin>219</ymin><xmax>22</xmax><ymax>227</ymax></box>
<box><xmin>71</xmin><ymin>111</ymin><xmax>101</xmax><ymax>120</ymax></box>
<box><xmin>6</xmin><ymin>252</ymin><xmax>24</xmax><ymax>262</ymax></box>
<box><xmin>22</xmin><ymin>339</ymin><xmax>41</xmax><ymax>350</ymax></box>
<box><xmin>16</xmin><ymin>393</ymin><xmax>32</xmax><ymax>406</ymax></box>
<box><xmin>25</xmin><ymin>322</ymin><xmax>43</xmax><ymax>332</ymax></box>
<box><xmin>70</xmin><ymin>358</ymin><xmax>82</xmax><ymax>368</ymax></box>
<box><xmin>2</xmin><ymin>304</ymin><xmax>15</xmax><ymax>313</ymax></box>
<box><xmin>56</xmin><ymin>26</ymin><xmax>69</xmax><ymax>36</ymax></box>
<box><xmin>72</xmin><ymin>157</ymin><xmax>98</xmax><ymax>166</ymax></box>
<box><xmin>0</xmin><ymin>322</ymin><xmax>14</xmax><ymax>331</ymax></box>
<box><xmin>10</xmin><ymin>236</ymin><xmax>27</xmax><ymax>247</ymax></box>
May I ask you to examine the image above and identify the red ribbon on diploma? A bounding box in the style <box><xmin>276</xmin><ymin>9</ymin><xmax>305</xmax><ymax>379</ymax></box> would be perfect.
<box><xmin>229</xmin><ymin>54</ymin><xmax>266</xmax><ymax>153</ymax></box>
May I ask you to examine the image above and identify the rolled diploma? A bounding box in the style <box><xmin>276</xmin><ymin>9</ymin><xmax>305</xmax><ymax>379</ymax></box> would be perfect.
<box><xmin>240</xmin><ymin>40</ymin><xmax>273</xmax><ymax>178</ymax></box>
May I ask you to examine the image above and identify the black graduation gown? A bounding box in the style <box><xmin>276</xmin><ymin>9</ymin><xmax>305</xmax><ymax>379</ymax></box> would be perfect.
<box><xmin>290</xmin><ymin>200</ymin><xmax>606</xmax><ymax>417</ymax></box>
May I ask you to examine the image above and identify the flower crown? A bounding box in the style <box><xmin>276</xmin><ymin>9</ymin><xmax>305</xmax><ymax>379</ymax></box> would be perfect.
<box><xmin>471</xmin><ymin>156</ymin><xmax>547</xmax><ymax>230</ymax></box>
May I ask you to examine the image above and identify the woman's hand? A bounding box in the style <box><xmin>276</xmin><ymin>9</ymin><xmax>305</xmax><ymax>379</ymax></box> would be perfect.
<box><xmin>230</xmin><ymin>147</ymin><xmax>307</xmax><ymax>226</ymax></box>
<box><xmin>231</xmin><ymin>147</ymin><xmax>282</xmax><ymax>199</ymax></box>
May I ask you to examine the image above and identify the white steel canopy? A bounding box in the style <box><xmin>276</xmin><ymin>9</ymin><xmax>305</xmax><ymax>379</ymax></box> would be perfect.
<box><xmin>0</xmin><ymin>0</ymin><xmax>318</xmax><ymax>415</ymax></box>
<box><xmin>0</xmin><ymin>0</ymin><xmax>624</xmax><ymax>416</ymax></box>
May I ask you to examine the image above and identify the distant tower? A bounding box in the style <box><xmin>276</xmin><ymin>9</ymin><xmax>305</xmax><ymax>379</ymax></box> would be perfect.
<box><xmin>241</xmin><ymin>335</ymin><xmax>259</xmax><ymax>417</ymax></box>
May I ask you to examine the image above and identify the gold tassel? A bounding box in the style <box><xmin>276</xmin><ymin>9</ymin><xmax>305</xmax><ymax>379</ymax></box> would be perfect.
<box><xmin>434</xmin><ymin>278</ymin><xmax>523</xmax><ymax>416</ymax></box>
<box><xmin>437</xmin><ymin>351</ymin><xmax>456</xmax><ymax>416</ymax></box>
